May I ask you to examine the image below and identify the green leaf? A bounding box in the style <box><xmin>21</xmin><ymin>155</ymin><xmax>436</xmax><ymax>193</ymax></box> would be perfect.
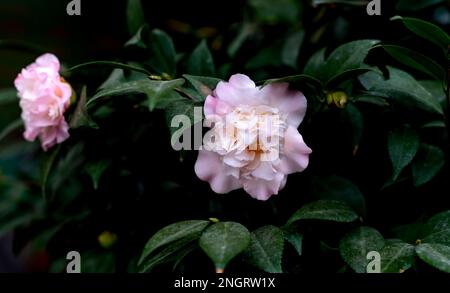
<box><xmin>145</xmin><ymin>79</ymin><xmax>185</xmax><ymax>111</ymax></box>
<box><xmin>382</xmin><ymin>45</ymin><xmax>445</xmax><ymax>81</ymax></box>
<box><xmin>391</xmin><ymin>220</ymin><xmax>425</xmax><ymax>244</ymax></box>
<box><xmin>165</xmin><ymin>98</ymin><xmax>201</xmax><ymax>140</ymax></box>
<box><xmin>380</xmin><ymin>240</ymin><xmax>415</xmax><ymax>273</ymax></box>
<box><xmin>359</xmin><ymin>67</ymin><xmax>444</xmax><ymax>114</ymax></box>
<box><xmin>391</xmin><ymin>16</ymin><xmax>450</xmax><ymax>51</ymax></box>
<box><xmin>281</xmin><ymin>30</ymin><xmax>305</xmax><ymax>69</ymax></box>
<box><xmin>339</xmin><ymin>226</ymin><xmax>385</xmax><ymax>273</ymax></box>
<box><xmin>412</xmin><ymin>144</ymin><xmax>445</xmax><ymax>187</ymax></box>
<box><xmin>41</xmin><ymin>145</ymin><xmax>62</xmax><ymax>199</ymax></box>
<box><xmin>0</xmin><ymin>119</ymin><xmax>23</xmax><ymax>144</ymax></box>
<box><xmin>306</xmin><ymin>40</ymin><xmax>378</xmax><ymax>85</ymax></box>
<box><xmin>183</xmin><ymin>75</ymin><xmax>221</xmax><ymax>101</ymax></box>
<box><xmin>199</xmin><ymin>222</ymin><xmax>251</xmax><ymax>270</ymax></box>
<box><xmin>69</xmin><ymin>61</ymin><xmax>150</xmax><ymax>75</ymax></box>
<box><xmin>69</xmin><ymin>86</ymin><xmax>98</xmax><ymax>129</ymax></box>
<box><xmin>246</xmin><ymin>41</ymin><xmax>284</xmax><ymax>70</ymax></box>
<box><xmin>98</xmin><ymin>69</ymin><xmax>126</xmax><ymax>90</ymax></box>
<box><xmin>397</xmin><ymin>0</ymin><xmax>445</xmax><ymax>11</ymax></box>
<box><xmin>248</xmin><ymin>0</ymin><xmax>301</xmax><ymax>24</ymax></box>
<box><xmin>354</xmin><ymin>95</ymin><xmax>388</xmax><ymax>107</ymax></box>
<box><xmin>287</xmin><ymin>200</ymin><xmax>359</xmax><ymax>224</ymax></box>
<box><xmin>262</xmin><ymin>74</ymin><xmax>323</xmax><ymax>89</ymax></box>
<box><xmin>87</xmin><ymin>78</ymin><xmax>184</xmax><ymax>110</ymax></box>
<box><xmin>139</xmin><ymin>220</ymin><xmax>209</xmax><ymax>266</ymax></box>
<box><xmin>139</xmin><ymin>238</ymin><xmax>198</xmax><ymax>273</ymax></box>
<box><xmin>147</xmin><ymin>29</ymin><xmax>177</xmax><ymax>77</ymax></box>
<box><xmin>416</xmin><ymin>243</ymin><xmax>450</xmax><ymax>273</ymax></box>
<box><xmin>326</xmin><ymin>68</ymin><xmax>376</xmax><ymax>89</ymax></box>
<box><xmin>424</xmin><ymin>211</ymin><xmax>450</xmax><ymax>235</ymax></box>
<box><xmin>312</xmin><ymin>176</ymin><xmax>366</xmax><ymax>217</ymax></box>
<box><xmin>418</xmin><ymin>80</ymin><xmax>447</xmax><ymax>105</ymax></box>
<box><xmin>126</xmin><ymin>0</ymin><xmax>145</xmax><ymax>36</ymax></box>
<box><xmin>243</xmin><ymin>226</ymin><xmax>284</xmax><ymax>273</ymax></box>
<box><xmin>284</xmin><ymin>230</ymin><xmax>303</xmax><ymax>256</ymax></box>
<box><xmin>387</xmin><ymin>125</ymin><xmax>420</xmax><ymax>182</ymax></box>
<box><xmin>422</xmin><ymin>121</ymin><xmax>446</xmax><ymax>129</ymax></box>
<box><xmin>186</xmin><ymin>40</ymin><xmax>216</xmax><ymax>76</ymax></box>
<box><xmin>342</xmin><ymin>104</ymin><xmax>364</xmax><ymax>155</ymax></box>
<box><xmin>85</xmin><ymin>160</ymin><xmax>111</xmax><ymax>190</ymax></box>
<box><xmin>422</xmin><ymin>210</ymin><xmax>450</xmax><ymax>246</ymax></box>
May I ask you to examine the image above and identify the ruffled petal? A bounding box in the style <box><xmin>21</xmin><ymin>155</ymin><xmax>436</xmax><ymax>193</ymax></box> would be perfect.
<box><xmin>242</xmin><ymin>173</ymin><xmax>286</xmax><ymax>201</ymax></box>
<box><xmin>278</xmin><ymin>126</ymin><xmax>312</xmax><ymax>174</ymax></box>
<box><xmin>260</xmin><ymin>82</ymin><xmax>307</xmax><ymax>128</ymax></box>
<box><xmin>195</xmin><ymin>150</ymin><xmax>242</xmax><ymax>194</ymax></box>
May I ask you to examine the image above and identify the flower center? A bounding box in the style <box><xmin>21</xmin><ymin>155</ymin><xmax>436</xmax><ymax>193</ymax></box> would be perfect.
<box><xmin>206</xmin><ymin>104</ymin><xmax>287</xmax><ymax>164</ymax></box>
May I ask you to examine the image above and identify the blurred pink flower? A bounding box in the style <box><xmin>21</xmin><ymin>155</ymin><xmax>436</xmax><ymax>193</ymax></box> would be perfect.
<box><xmin>14</xmin><ymin>54</ymin><xmax>72</xmax><ymax>151</ymax></box>
<box><xmin>195</xmin><ymin>74</ymin><xmax>312</xmax><ymax>200</ymax></box>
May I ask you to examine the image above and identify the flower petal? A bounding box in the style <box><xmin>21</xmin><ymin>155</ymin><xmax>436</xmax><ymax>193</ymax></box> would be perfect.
<box><xmin>278</xmin><ymin>126</ymin><xmax>312</xmax><ymax>174</ymax></box>
<box><xmin>35</xmin><ymin>53</ymin><xmax>60</xmax><ymax>72</ymax></box>
<box><xmin>261</xmin><ymin>83</ymin><xmax>307</xmax><ymax>128</ymax></box>
<box><xmin>195</xmin><ymin>149</ymin><xmax>242</xmax><ymax>194</ymax></box>
<box><xmin>242</xmin><ymin>173</ymin><xmax>286</xmax><ymax>201</ymax></box>
<box><xmin>229</xmin><ymin>74</ymin><xmax>256</xmax><ymax>89</ymax></box>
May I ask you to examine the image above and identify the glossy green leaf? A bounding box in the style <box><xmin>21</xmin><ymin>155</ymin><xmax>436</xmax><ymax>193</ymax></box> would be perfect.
<box><xmin>183</xmin><ymin>75</ymin><xmax>221</xmax><ymax>101</ymax></box>
<box><xmin>339</xmin><ymin>226</ymin><xmax>385</xmax><ymax>273</ymax></box>
<box><xmin>186</xmin><ymin>40</ymin><xmax>216</xmax><ymax>76</ymax></box>
<box><xmin>87</xmin><ymin>78</ymin><xmax>184</xmax><ymax>110</ymax></box>
<box><xmin>139</xmin><ymin>220</ymin><xmax>209</xmax><ymax>266</ymax></box>
<box><xmin>312</xmin><ymin>176</ymin><xmax>366</xmax><ymax>216</ymax></box>
<box><xmin>262</xmin><ymin>74</ymin><xmax>323</xmax><ymax>89</ymax></box>
<box><xmin>343</xmin><ymin>104</ymin><xmax>364</xmax><ymax>155</ymax></box>
<box><xmin>307</xmin><ymin>40</ymin><xmax>378</xmax><ymax>85</ymax></box>
<box><xmin>360</xmin><ymin>67</ymin><xmax>444</xmax><ymax>115</ymax></box>
<box><xmin>416</xmin><ymin>243</ymin><xmax>450</xmax><ymax>273</ymax></box>
<box><xmin>199</xmin><ymin>222</ymin><xmax>251</xmax><ymax>270</ymax></box>
<box><xmin>69</xmin><ymin>61</ymin><xmax>150</xmax><ymax>75</ymax></box>
<box><xmin>380</xmin><ymin>240</ymin><xmax>415</xmax><ymax>273</ymax></box>
<box><xmin>287</xmin><ymin>200</ymin><xmax>359</xmax><ymax>224</ymax></box>
<box><xmin>147</xmin><ymin>29</ymin><xmax>177</xmax><ymax>77</ymax></box>
<box><xmin>392</xmin><ymin>16</ymin><xmax>450</xmax><ymax>51</ymax></box>
<box><xmin>388</xmin><ymin>125</ymin><xmax>420</xmax><ymax>182</ymax></box>
<box><xmin>243</xmin><ymin>226</ymin><xmax>284</xmax><ymax>273</ymax></box>
<box><xmin>382</xmin><ymin>45</ymin><xmax>445</xmax><ymax>81</ymax></box>
<box><xmin>140</xmin><ymin>238</ymin><xmax>197</xmax><ymax>272</ymax></box>
<box><xmin>411</xmin><ymin>144</ymin><xmax>445</xmax><ymax>187</ymax></box>
<box><xmin>422</xmin><ymin>210</ymin><xmax>450</xmax><ymax>246</ymax></box>
<box><xmin>284</xmin><ymin>230</ymin><xmax>303</xmax><ymax>256</ymax></box>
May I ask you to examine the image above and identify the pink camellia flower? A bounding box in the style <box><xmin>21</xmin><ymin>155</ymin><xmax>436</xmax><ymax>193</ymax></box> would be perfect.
<box><xmin>14</xmin><ymin>53</ymin><xmax>72</xmax><ymax>151</ymax></box>
<box><xmin>195</xmin><ymin>74</ymin><xmax>312</xmax><ymax>200</ymax></box>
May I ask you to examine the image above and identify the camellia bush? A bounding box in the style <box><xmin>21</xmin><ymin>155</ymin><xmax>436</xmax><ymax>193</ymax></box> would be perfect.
<box><xmin>0</xmin><ymin>0</ymin><xmax>449</xmax><ymax>273</ymax></box>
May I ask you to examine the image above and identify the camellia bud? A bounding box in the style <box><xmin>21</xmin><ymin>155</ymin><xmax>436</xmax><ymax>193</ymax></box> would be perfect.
<box><xmin>326</xmin><ymin>91</ymin><xmax>348</xmax><ymax>109</ymax></box>
<box><xmin>98</xmin><ymin>231</ymin><xmax>118</xmax><ymax>249</ymax></box>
